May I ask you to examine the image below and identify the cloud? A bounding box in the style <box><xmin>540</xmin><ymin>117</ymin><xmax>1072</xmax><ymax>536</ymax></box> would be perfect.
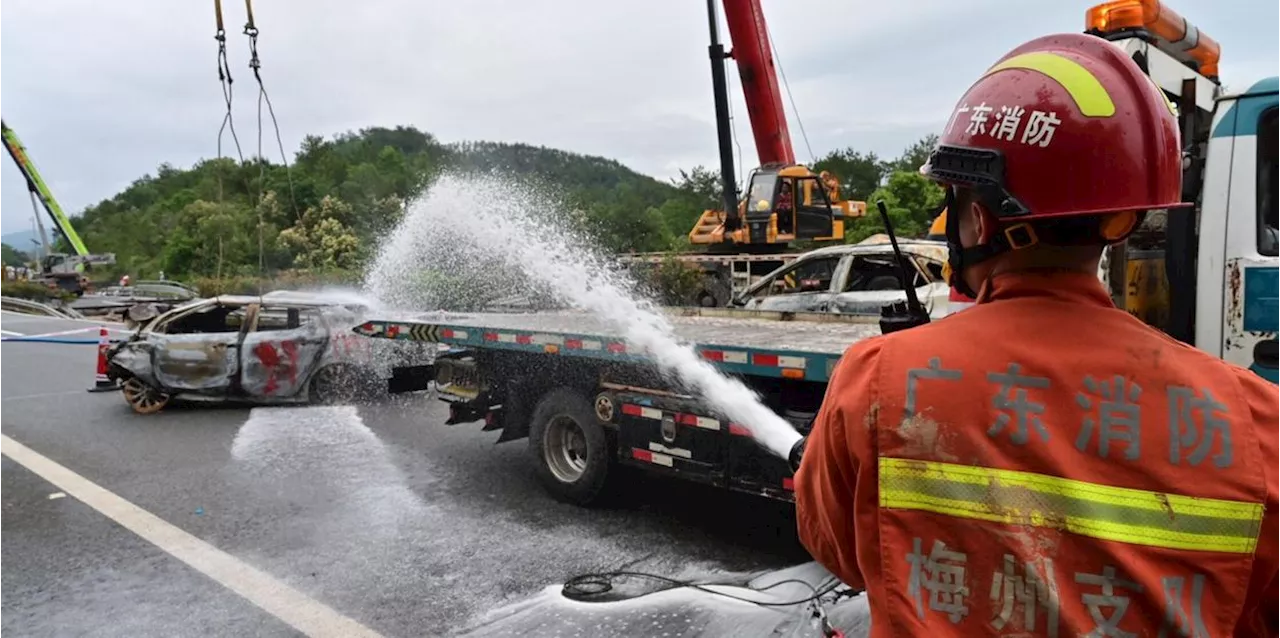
<box><xmin>3</xmin><ymin>0</ymin><xmax>1276</xmax><ymax>235</ymax></box>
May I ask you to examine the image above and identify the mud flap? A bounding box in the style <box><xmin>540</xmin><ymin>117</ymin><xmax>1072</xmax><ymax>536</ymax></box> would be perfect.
<box><xmin>388</xmin><ymin>364</ymin><xmax>434</xmax><ymax>394</ymax></box>
<box><xmin>607</xmin><ymin>392</ymin><xmax>727</xmax><ymax>488</ymax></box>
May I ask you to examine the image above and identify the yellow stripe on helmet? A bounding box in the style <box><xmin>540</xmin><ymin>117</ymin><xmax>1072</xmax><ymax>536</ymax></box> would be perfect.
<box><xmin>984</xmin><ymin>51</ymin><xmax>1117</xmax><ymax>118</ymax></box>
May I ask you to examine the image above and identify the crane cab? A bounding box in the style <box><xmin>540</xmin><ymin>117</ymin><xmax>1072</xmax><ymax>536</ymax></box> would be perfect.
<box><xmin>689</xmin><ymin>164</ymin><xmax>865</xmax><ymax>251</ymax></box>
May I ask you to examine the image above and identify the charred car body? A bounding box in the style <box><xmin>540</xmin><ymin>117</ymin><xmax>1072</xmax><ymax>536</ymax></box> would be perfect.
<box><xmin>730</xmin><ymin>236</ymin><xmax>954</xmax><ymax>317</ymax></box>
<box><xmin>106</xmin><ymin>293</ymin><xmax>435</xmax><ymax>413</ymax></box>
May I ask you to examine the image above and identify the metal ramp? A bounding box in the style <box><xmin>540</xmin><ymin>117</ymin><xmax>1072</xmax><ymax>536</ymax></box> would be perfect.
<box><xmin>688</xmin><ymin>209</ymin><xmax>726</xmax><ymax>244</ymax></box>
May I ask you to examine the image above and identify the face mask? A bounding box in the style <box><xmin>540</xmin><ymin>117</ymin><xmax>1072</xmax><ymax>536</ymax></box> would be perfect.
<box><xmin>943</xmin><ymin>188</ymin><xmax>980</xmax><ymax>299</ymax></box>
<box><xmin>927</xmin><ymin>146</ymin><xmax>1036</xmax><ymax>298</ymax></box>
<box><xmin>943</xmin><ymin>186</ymin><xmax>1037</xmax><ymax>299</ymax></box>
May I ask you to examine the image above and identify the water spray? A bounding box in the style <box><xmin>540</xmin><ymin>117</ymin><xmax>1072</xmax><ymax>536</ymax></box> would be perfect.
<box><xmin>363</xmin><ymin>173</ymin><xmax>804</xmax><ymax>460</ymax></box>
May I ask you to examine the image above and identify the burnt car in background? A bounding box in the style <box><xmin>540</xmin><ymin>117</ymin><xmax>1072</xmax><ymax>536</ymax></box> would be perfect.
<box><xmin>106</xmin><ymin>293</ymin><xmax>435</xmax><ymax>414</ymax></box>
<box><xmin>730</xmin><ymin>235</ymin><xmax>955</xmax><ymax>318</ymax></box>
<box><xmin>73</xmin><ymin>279</ymin><xmax>201</xmax><ymax>322</ymax></box>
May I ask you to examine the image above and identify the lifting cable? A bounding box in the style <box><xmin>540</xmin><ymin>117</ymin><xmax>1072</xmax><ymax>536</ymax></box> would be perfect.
<box><xmin>213</xmin><ymin>0</ymin><xmax>246</xmax><ymax>170</ymax></box>
<box><xmin>242</xmin><ymin>0</ymin><xmax>301</xmax><ymax>224</ymax></box>
<box><xmin>725</xmin><ymin>58</ymin><xmax>745</xmax><ymax>197</ymax></box>
<box><xmin>753</xmin><ymin>2</ymin><xmax>815</xmax><ymax>165</ymax></box>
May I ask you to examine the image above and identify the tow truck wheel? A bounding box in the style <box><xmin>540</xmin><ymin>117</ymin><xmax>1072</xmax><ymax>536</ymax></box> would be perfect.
<box><xmin>528</xmin><ymin>388</ymin><xmax>616</xmax><ymax>506</ymax></box>
<box><xmin>121</xmin><ymin>377</ymin><xmax>170</xmax><ymax>414</ymax></box>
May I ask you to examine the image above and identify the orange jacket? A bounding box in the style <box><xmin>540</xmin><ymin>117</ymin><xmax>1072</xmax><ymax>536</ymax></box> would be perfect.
<box><xmin>795</xmin><ymin>270</ymin><xmax>1278</xmax><ymax>637</ymax></box>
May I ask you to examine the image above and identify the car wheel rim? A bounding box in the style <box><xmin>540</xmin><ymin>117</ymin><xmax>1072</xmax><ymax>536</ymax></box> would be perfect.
<box><xmin>122</xmin><ymin>377</ymin><xmax>170</xmax><ymax>414</ymax></box>
<box><xmin>544</xmin><ymin>415</ymin><xmax>588</xmax><ymax>484</ymax></box>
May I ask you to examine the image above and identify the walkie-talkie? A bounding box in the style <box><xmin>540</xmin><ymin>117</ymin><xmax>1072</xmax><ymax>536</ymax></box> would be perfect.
<box><xmin>875</xmin><ymin>200</ymin><xmax>932</xmax><ymax>335</ymax></box>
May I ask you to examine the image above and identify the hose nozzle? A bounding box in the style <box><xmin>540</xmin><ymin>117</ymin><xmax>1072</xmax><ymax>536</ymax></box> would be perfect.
<box><xmin>788</xmin><ymin>436</ymin><xmax>807</xmax><ymax>473</ymax></box>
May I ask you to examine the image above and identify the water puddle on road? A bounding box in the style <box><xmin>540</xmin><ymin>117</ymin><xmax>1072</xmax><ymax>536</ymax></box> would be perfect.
<box><xmin>461</xmin><ymin>561</ymin><xmax>865</xmax><ymax>638</ymax></box>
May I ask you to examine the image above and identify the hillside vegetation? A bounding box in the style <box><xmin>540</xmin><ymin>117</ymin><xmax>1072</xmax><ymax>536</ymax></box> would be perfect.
<box><xmin>2</xmin><ymin>125</ymin><xmax>944</xmax><ymax>284</ymax></box>
<box><xmin>1</xmin><ymin>242</ymin><xmax>30</xmax><ymax>266</ymax></box>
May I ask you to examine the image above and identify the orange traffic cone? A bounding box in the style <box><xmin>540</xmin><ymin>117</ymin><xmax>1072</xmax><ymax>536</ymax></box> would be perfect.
<box><xmin>87</xmin><ymin>326</ymin><xmax>119</xmax><ymax>393</ymax></box>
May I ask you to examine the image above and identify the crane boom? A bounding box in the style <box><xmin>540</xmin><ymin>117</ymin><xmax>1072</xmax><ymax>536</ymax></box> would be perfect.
<box><xmin>721</xmin><ymin>0</ymin><xmax>794</xmax><ymax>167</ymax></box>
<box><xmin>695</xmin><ymin>1</ymin><xmax>867</xmax><ymax>250</ymax></box>
<box><xmin>1</xmin><ymin>119</ymin><xmax>90</xmax><ymax>256</ymax></box>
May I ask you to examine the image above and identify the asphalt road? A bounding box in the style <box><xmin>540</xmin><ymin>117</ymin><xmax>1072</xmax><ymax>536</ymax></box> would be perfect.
<box><xmin>1</xmin><ymin>312</ymin><xmax>809</xmax><ymax>637</ymax></box>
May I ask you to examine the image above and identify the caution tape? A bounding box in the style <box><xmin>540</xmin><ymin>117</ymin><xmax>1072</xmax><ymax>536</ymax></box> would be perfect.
<box><xmin>1</xmin><ymin>326</ymin><xmax>130</xmax><ymax>345</ymax></box>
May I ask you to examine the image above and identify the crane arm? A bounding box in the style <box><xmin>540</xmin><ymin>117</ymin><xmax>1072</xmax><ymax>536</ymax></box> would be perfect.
<box><xmin>721</xmin><ymin>0</ymin><xmax>794</xmax><ymax>167</ymax></box>
<box><xmin>1</xmin><ymin>120</ymin><xmax>90</xmax><ymax>256</ymax></box>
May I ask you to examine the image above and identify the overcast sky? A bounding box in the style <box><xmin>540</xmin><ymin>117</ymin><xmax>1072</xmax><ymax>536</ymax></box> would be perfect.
<box><xmin>2</xmin><ymin>0</ymin><xmax>1276</xmax><ymax>238</ymax></box>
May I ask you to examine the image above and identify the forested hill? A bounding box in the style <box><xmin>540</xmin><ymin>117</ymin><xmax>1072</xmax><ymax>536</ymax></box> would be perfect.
<box><xmin>50</xmin><ymin>125</ymin><xmax>944</xmax><ymax>281</ymax></box>
<box><xmin>67</xmin><ymin>126</ymin><xmax>717</xmax><ymax>280</ymax></box>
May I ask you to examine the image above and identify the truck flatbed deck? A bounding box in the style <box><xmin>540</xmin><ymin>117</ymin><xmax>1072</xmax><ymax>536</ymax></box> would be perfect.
<box><xmin>354</xmin><ymin>306</ymin><xmax>882</xmax><ymax>504</ymax></box>
<box><xmin>355</xmin><ymin>308</ymin><xmax>880</xmax><ymax>383</ymax></box>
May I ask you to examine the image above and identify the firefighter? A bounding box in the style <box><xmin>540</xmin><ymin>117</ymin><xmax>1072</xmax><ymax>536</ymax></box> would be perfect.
<box><xmin>794</xmin><ymin>33</ymin><xmax>1277</xmax><ymax>637</ymax></box>
<box><xmin>776</xmin><ymin>178</ymin><xmax>795</xmax><ymax>235</ymax></box>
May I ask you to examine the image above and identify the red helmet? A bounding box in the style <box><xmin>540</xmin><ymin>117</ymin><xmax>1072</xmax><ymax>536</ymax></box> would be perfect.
<box><xmin>923</xmin><ymin>32</ymin><xmax>1183</xmax><ymax>221</ymax></box>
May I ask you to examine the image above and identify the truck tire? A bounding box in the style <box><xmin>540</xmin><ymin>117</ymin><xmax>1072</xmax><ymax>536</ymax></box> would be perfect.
<box><xmin>528</xmin><ymin>388</ymin><xmax>615</xmax><ymax>506</ymax></box>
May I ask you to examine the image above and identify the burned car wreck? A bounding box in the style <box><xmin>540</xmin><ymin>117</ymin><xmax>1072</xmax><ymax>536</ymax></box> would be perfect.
<box><xmin>106</xmin><ymin>293</ymin><xmax>435</xmax><ymax>413</ymax></box>
<box><xmin>730</xmin><ymin>236</ymin><xmax>954</xmax><ymax>318</ymax></box>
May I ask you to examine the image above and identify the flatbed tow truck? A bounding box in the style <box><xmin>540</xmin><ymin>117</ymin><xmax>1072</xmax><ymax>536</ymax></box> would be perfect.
<box><xmin>357</xmin><ymin>0</ymin><xmax>1278</xmax><ymax>506</ymax></box>
<box><xmin>356</xmin><ymin>308</ymin><xmax>876</xmax><ymax>504</ymax></box>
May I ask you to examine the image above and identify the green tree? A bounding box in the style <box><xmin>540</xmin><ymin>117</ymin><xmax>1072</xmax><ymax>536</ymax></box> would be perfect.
<box><xmin>845</xmin><ymin>170</ymin><xmax>946</xmax><ymax>243</ymax></box>
<box><xmin>653</xmin><ymin>166</ymin><xmax>723</xmax><ymax>242</ymax></box>
<box><xmin>279</xmin><ymin>195</ymin><xmax>362</xmax><ymax>272</ymax></box>
<box><xmin>672</xmin><ymin>166</ymin><xmax>723</xmax><ymax>209</ymax></box>
<box><xmin>2</xmin><ymin>243</ymin><xmax>31</xmax><ymax>266</ymax></box>
<box><xmin>157</xmin><ymin>200</ymin><xmax>256</xmax><ymax>278</ymax></box>
<box><xmin>647</xmin><ymin>255</ymin><xmax>707</xmax><ymax>305</ymax></box>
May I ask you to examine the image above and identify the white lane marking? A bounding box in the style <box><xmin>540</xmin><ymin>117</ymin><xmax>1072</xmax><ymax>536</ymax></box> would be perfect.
<box><xmin>0</xmin><ymin>434</ymin><xmax>384</xmax><ymax>638</ymax></box>
<box><xmin>48</xmin><ymin>492</ymin><xmax>66</xmax><ymax>500</ymax></box>
<box><xmin>2</xmin><ymin>390</ymin><xmax>93</xmax><ymax>402</ymax></box>
<box><xmin>1</xmin><ymin>329</ymin><xmax>23</xmax><ymax>336</ymax></box>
